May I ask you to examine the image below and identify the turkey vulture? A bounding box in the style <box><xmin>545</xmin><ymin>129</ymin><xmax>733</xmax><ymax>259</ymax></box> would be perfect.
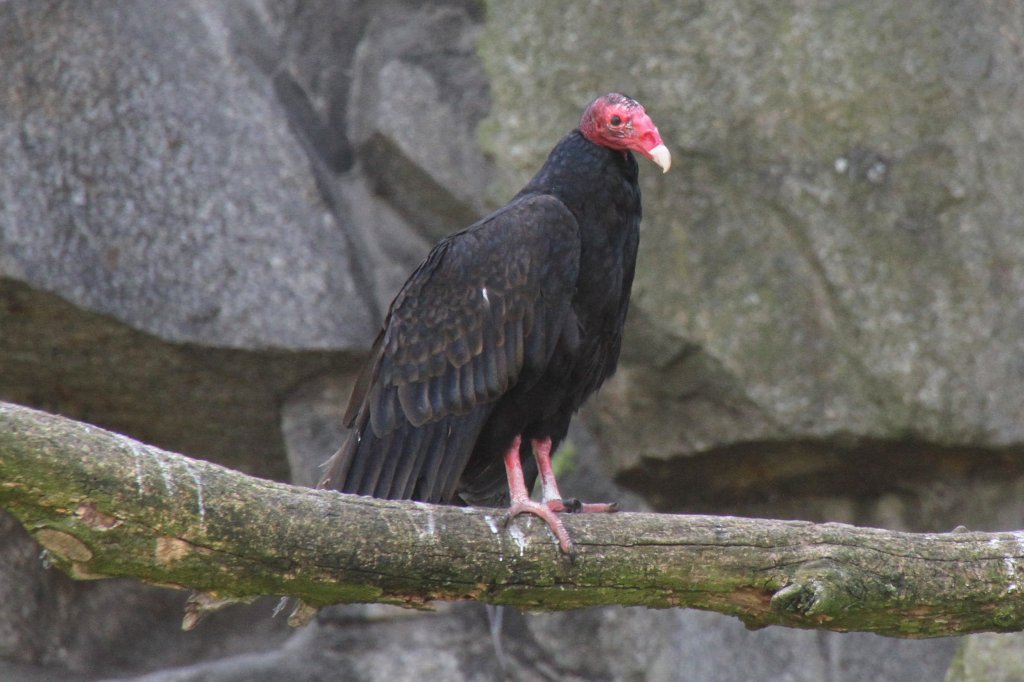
<box><xmin>320</xmin><ymin>93</ymin><xmax>670</xmax><ymax>554</ymax></box>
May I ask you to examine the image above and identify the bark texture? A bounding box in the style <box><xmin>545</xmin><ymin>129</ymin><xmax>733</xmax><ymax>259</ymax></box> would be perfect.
<box><xmin>2</xmin><ymin>401</ymin><xmax>1022</xmax><ymax>637</ymax></box>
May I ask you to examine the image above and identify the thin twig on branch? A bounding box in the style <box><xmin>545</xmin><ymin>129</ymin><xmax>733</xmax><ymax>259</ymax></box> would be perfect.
<box><xmin>1</xmin><ymin>400</ymin><xmax>1022</xmax><ymax>637</ymax></box>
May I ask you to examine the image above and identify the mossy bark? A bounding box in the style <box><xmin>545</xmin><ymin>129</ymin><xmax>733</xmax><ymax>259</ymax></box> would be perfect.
<box><xmin>2</xmin><ymin>400</ymin><xmax>1023</xmax><ymax>636</ymax></box>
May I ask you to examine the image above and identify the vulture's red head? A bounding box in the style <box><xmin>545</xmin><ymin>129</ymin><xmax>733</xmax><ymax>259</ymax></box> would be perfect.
<box><xmin>579</xmin><ymin>93</ymin><xmax>671</xmax><ymax>173</ymax></box>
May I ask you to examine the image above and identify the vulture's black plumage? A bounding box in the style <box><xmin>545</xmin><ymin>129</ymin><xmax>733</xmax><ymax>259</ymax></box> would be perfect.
<box><xmin>320</xmin><ymin>93</ymin><xmax>670</xmax><ymax>553</ymax></box>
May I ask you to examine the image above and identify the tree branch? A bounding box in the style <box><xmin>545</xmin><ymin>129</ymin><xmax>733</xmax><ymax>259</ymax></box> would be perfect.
<box><xmin>1</xmin><ymin>400</ymin><xmax>1022</xmax><ymax>637</ymax></box>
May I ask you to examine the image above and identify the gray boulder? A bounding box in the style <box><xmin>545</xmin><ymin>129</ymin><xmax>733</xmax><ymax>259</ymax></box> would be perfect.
<box><xmin>482</xmin><ymin>1</ymin><xmax>1024</xmax><ymax>522</ymax></box>
<box><xmin>945</xmin><ymin>632</ymin><xmax>1024</xmax><ymax>682</ymax></box>
<box><xmin>0</xmin><ymin>0</ymin><xmax>374</xmax><ymax>349</ymax></box>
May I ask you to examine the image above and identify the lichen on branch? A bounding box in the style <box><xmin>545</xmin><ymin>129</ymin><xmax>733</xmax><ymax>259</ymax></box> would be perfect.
<box><xmin>2</xmin><ymin>400</ymin><xmax>1023</xmax><ymax>637</ymax></box>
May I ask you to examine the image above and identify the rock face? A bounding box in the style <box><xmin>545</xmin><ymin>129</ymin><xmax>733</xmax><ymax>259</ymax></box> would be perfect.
<box><xmin>0</xmin><ymin>1</ymin><xmax>374</xmax><ymax>349</ymax></box>
<box><xmin>2</xmin><ymin>0</ymin><xmax>1023</xmax><ymax>679</ymax></box>
<box><xmin>482</xmin><ymin>1</ymin><xmax>1024</xmax><ymax>524</ymax></box>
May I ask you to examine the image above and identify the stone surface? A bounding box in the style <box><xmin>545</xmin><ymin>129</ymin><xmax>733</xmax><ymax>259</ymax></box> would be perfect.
<box><xmin>0</xmin><ymin>512</ymin><xmax>292</xmax><ymax>680</ymax></box>
<box><xmin>2</xmin><ymin>0</ymin><xmax>1023</xmax><ymax>680</ymax></box>
<box><xmin>280</xmin><ymin>373</ymin><xmax>355</xmax><ymax>487</ymax></box>
<box><xmin>107</xmin><ymin>607</ymin><xmax>506</xmax><ymax>682</ymax></box>
<box><xmin>0</xmin><ymin>277</ymin><xmax>363</xmax><ymax>479</ymax></box>
<box><xmin>945</xmin><ymin>633</ymin><xmax>1024</xmax><ymax>682</ymax></box>
<box><xmin>0</xmin><ymin>0</ymin><xmax>374</xmax><ymax>349</ymax></box>
<box><xmin>482</xmin><ymin>0</ymin><xmax>1024</xmax><ymax>515</ymax></box>
<box><xmin>348</xmin><ymin>1</ymin><xmax>492</xmax><ymax>242</ymax></box>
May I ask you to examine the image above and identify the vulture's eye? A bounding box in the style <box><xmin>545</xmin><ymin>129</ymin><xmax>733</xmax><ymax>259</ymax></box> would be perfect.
<box><xmin>610</xmin><ymin>115</ymin><xmax>622</xmax><ymax>126</ymax></box>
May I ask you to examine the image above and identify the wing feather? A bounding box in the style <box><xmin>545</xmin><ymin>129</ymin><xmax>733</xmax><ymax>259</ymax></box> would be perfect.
<box><xmin>524</xmin><ymin>305</ymin><xmax>545</xmax><ymax>365</ymax></box>
<box><xmin>459</xmin><ymin>360</ymin><xmax>477</xmax><ymax>413</ymax></box>
<box><xmin>508</xmin><ymin>318</ymin><xmax>524</xmax><ymax>372</ymax></box>
<box><xmin>393</xmin><ymin>419</ymin><xmax>438</xmax><ymax>498</ymax></box>
<box><xmin>320</xmin><ymin>193</ymin><xmax>580</xmax><ymax>502</ymax></box>
<box><xmin>375</xmin><ymin>425</ymin><xmax>419</xmax><ymax>497</ymax></box>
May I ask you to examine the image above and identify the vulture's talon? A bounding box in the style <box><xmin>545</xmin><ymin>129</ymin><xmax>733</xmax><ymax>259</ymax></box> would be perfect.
<box><xmin>505</xmin><ymin>499</ymin><xmax>574</xmax><ymax>555</ymax></box>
